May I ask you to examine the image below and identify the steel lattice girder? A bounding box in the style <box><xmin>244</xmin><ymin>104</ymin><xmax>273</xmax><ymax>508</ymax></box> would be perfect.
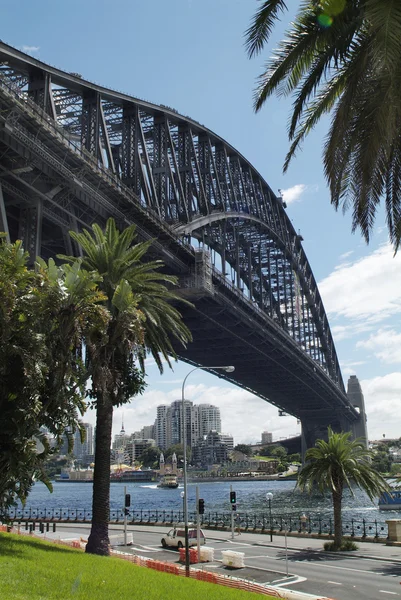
<box><xmin>0</xmin><ymin>41</ymin><xmax>358</xmax><ymax>430</ymax></box>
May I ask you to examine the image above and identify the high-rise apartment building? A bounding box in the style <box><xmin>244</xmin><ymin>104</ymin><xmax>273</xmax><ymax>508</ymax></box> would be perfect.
<box><xmin>261</xmin><ymin>431</ymin><xmax>273</xmax><ymax>445</ymax></box>
<box><xmin>154</xmin><ymin>400</ymin><xmax>222</xmax><ymax>450</ymax></box>
<box><xmin>156</xmin><ymin>405</ymin><xmax>168</xmax><ymax>449</ymax></box>
<box><xmin>197</xmin><ymin>404</ymin><xmax>221</xmax><ymax>437</ymax></box>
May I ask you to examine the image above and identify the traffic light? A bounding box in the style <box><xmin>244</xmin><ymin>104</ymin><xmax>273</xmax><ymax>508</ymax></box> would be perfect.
<box><xmin>125</xmin><ymin>494</ymin><xmax>131</xmax><ymax>508</ymax></box>
<box><xmin>230</xmin><ymin>491</ymin><xmax>236</xmax><ymax>504</ymax></box>
<box><xmin>231</xmin><ymin>504</ymin><xmax>237</xmax><ymax>512</ymax></box>
<box><xmin>198</xmin><ymin>499</ymin><xmax>205</xmax><ymax>514</ymax></box>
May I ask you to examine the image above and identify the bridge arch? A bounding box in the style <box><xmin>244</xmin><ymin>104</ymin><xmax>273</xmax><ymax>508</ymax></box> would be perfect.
<box><xmin>0</xmin><ymin>41</ymin><xmax>363</xmax><ymax>442</ymax></box>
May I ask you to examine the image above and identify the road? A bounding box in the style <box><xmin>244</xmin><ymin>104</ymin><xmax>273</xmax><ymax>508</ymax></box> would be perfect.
<box><xmin>26</xmin><ymin>523</ymin><xmax>401</xmax><ymax>600</ymax></box>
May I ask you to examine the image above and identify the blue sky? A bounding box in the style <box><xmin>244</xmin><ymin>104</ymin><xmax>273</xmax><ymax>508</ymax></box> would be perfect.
<box><xmin>4</xmin><ymin>1</ymin><xmax>401</xmax><ymax>443</ymax></box>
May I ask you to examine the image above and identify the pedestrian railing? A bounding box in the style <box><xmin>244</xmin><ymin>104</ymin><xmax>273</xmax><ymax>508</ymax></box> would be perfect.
<box><xmin>5</xmin><ymin>507</ymin><xmax>389</xmax><ymax>539</ymax></box>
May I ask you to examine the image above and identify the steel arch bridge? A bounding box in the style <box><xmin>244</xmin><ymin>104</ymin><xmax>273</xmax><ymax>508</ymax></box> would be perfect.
<box><xmin>0</xmin><ymin>42</ymin><xmax>365</xmax><ymax>447</ymax></box>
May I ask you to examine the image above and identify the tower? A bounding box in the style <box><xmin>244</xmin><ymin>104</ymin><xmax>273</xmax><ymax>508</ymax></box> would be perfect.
<box><xmin>159</xmin><ymin>452</ymin><xmax>165</xmax><ymax>475</ymax></box>
<box><xmin>347</xmin><ymin>375</ymin><xmax>368</xmax><ymax>446</ymax></box>
<box><xmin>171</xmin><ymin>452</ymin><xmax>177</xmax><ymax>475</ymax></box>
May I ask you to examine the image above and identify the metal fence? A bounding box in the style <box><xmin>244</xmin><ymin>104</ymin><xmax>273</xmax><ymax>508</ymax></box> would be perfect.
<box><xmin>5</xmin><ymin>507</ymin><xmax>389</xmax><ymax>539</ymax></box>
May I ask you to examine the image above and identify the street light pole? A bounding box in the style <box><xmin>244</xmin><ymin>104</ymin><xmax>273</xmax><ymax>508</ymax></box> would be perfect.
<box><xmin>180</xmin><ymin>491</ymin><xmax>185</xmax><ymax>520</ymax></box>
<box><xmin>181</xmin><ymin>364</ymin><xmax>235</xmax><ymax>577</ymax></box>
<box><xmin>266</xmin><ymin>492</ymin><xmax>273</xmax><ymax>542</ymax></box>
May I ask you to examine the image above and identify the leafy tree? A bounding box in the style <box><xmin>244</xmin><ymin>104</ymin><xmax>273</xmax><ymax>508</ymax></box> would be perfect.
<box><xmin>288</xmin><ymin>453</ymin><xmax>301</xmax><ymax>463</ymax></box>
<box><xmin>297</xmin><ymin>427</ymin><xmax>389</xmax><ymax>550</ymax></box>
<box><xmin>270</xmin><ymin>445</ymin><xmax>288</xmax><ymax>460</ymax></box>
<box><xmin>372</xmin><ymin>449</ymin><xmax>393</xmax><ymax>474</ymax></box>
<box><xmin>62</xmin><ymin>218</ymin><xmax>192</xmax><ymax>556</ymax></box>
<box><xmin>0</xmin><ymin>239</ymin><xmax>106</xmax><ymax>515</ymax></box>
<box><xmin>246</xmin><ymin>1</ymin><xmax>401</xmax><ymax>248</ymax></box>
<box><xmin>165</xmin><ymin>444</ymin><xmax>191</xmax><ymax>464</ymax></box>
<box><xmin>234</xmin><ymin>444</ymin><xmax>253</xmax><ymax>456</ymax></box>
<box><xmin>138</xmin><ymin>446</ymin><xmax>160</xmax><ymax>469</ymax></box>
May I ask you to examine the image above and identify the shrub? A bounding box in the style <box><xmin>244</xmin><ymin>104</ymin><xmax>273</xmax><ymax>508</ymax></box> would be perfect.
<box><xmin>324</xmin><ymin>540</ymin><xmax>359</xmax><ymax>552</ymax></box>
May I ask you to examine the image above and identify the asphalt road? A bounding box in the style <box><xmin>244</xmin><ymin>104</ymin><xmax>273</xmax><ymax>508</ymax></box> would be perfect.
<box><xmin>25</xmin><ymin>523</ymin><xmax>401</xmax><ymax>600</ymax></box>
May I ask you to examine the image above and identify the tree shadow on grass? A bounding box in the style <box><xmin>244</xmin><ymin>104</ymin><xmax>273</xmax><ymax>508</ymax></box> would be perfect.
<box><xmin>0</xmin><ymin>535</ymin><xmax>80</xmax><ymax>558</ymax></box>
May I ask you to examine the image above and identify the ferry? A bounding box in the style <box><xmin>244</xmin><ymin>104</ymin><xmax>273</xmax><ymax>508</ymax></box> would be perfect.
<box><xmin>378</xmin><ymin>490</ymin><xmax>401</xmax><ymax>510</ymax></box>
<box><xmin>157</xmin><ymin>473</ymin><xmax>179</xmax><ymax>489</ymax></box>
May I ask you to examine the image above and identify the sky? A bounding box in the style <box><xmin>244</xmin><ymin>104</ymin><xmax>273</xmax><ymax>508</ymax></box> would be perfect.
<box><xmin>3</xmin><ymin>0</ymin><xmax>401</xmax><ymax>444</ymax></box>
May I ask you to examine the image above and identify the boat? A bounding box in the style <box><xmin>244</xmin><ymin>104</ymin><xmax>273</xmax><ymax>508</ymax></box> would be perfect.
<box><xmin>157</xmin><ymin>473</ymin><xmax>179</xmax><ymax>489</ymax></box>
<box><xmin>378</xmin><ymin>490</ymin><xmax>401</xmax><ymax>510</ymax></box>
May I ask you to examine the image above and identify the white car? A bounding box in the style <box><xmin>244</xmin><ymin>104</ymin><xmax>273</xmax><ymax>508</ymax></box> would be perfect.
<box><xmin>161</xmin><ymin>526</ymin><xmax>206</xmax><ymax>549</ymax></box>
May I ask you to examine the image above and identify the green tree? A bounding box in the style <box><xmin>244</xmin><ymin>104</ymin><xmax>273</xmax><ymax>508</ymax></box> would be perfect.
<box><xmin>234</xmin><ymin>444</ymin><xmax>253</xmax><ymax>456</ymax></box>
<box><xmin>270</xmin><ymin>445</ymin><xmax>288</xmax><ymax>460</ymax></box>
<box><xmin>246</xmin><ymin>1</ymin><xmax>401</xmax><ymax>247</ymax></box>
<box><xmin>63</xmin><ymin>218</ymin><xmax>191</xmax><ymax>556</ymax></box>
<box><xmin>138</xmin><ymin>446</ymin><xmax>161</xmax><ymax>469</ymax></box>
<box><xmin>372</xmin><ymin>448</ymin><xmax>393</xmax><ymax>474</ymax></box>
<box><xmin>0</xmin><ymin>239</ymin><xmax>106</xmax><ymax>514</ymax></box>
<box><xmin>165</xmin><ymin>444</ymin><xmax>191</xmax><ymax>465</ymax></box>
<box><xmin>297</xmin><ymin>427</ymin><xmax>389</xmax><ymax>550</ymax></box>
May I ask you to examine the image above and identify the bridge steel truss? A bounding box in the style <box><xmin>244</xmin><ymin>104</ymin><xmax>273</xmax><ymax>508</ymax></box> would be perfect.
<box><xmin>0</xmin><ymin>42</ymin><xmax>361</xmax><ymax>444</ymax></box>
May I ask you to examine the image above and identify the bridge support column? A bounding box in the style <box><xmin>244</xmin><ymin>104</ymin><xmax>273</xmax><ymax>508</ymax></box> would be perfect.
<box><xmin>347</xmin><ymin>375</ymin><xmax>368</xmax><ymax>446</ymax></box>
<box><xmin>0</xmin><ymin>182</ymin><xmax>10</xmax><ymax>242</ymax></box>
<box><xmin>18</xmin><ymin>201</ymin><xmax>43</xmax><ymax>264</ymax></box>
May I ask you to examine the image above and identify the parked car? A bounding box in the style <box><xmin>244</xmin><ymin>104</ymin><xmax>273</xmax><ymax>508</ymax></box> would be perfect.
<box><xmin>161</xmin><ymin>525</ymin><xmax>206</xmax><ymax>549</ymax></box>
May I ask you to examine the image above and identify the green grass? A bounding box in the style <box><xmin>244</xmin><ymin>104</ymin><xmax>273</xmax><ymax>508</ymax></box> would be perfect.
<box><xmin>0</xmin><ymin>533</ymin><xmax>276</xmax><ymax>600</ymax></box>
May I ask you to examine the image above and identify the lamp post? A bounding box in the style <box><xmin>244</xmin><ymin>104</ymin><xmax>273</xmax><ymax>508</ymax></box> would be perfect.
<box><xmin>180</xmin><ymin>491</ymin><xmax>185</xmax><ymax>520</ymax></box>
<box><xmin>266</xmin><ymin>492</ymin><xmax>273</xmax><ymax>542</ymax></box>
<box><xmin>181</xmin><ymin>364</ymin><xmax>235</xmax><ymax>576</ymax></box>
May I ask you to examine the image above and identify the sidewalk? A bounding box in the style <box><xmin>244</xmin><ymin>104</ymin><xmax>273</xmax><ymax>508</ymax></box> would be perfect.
<box><xmin>207</xmin><ymin>528</ymin><xmax>401</xmax><ymax>563</ymax></box>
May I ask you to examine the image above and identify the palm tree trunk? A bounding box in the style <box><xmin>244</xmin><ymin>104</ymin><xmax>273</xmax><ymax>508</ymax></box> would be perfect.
<box><xmin>332</xmin><ymin>490</ymin><xmax>343</xmax><ymax>550</ymax></box>
<box><xmin>86</xmin><ymin>396</ymin><xmax>113</xmax><ymax>556</ymax></box>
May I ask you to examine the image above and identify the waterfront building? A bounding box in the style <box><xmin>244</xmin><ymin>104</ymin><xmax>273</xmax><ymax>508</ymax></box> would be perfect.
<box><xmin>192</xmin><ymin>430</ymin><xmax>232</xmax><ymax>467</ymax></box>
<box><xmin>128</xmin><ymin>438</ymin><xmax>156</xmax><ymax>462</ymax></box>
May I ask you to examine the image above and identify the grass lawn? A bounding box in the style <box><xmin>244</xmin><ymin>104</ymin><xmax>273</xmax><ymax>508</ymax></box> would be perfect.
<box><xmin>0</xmin><ymin>533</ymin><xmax>277</xmax><ymax>600</ymax></box>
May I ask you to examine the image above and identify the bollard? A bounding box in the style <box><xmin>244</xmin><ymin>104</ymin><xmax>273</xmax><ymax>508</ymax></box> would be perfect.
<box><xmin>53</xmin><ymin>523</ymin><xmax>56</xmax><ymax>533</ymax></box>
<box><xmin>39</xmin><ymin>523</ymin><xmax>44</xmax><ymax>533</ymax></box>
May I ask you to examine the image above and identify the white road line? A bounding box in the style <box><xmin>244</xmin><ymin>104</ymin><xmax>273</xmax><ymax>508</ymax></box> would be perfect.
<box><xmin>379</xmin><ymin>591</ymin><xmax>398</xmax><ymax>595</ymax></box>
<box><xmin>327</xmin><ymin>581</ymin><xmax>342</xmax><ymax>585</ymax></box>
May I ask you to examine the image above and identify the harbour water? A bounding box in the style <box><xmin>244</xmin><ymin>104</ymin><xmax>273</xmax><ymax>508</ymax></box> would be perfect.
<box><xmin>22</xmin><ymin>479</ymin><xmax>401</xmax><ymax>525</ymax></box>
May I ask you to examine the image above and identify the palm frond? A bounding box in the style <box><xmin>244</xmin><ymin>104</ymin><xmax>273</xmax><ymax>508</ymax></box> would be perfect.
<box><xmin>245</xmin><ymin>0</ymin><xmax>288</xmax><ymax>58</ymax></box>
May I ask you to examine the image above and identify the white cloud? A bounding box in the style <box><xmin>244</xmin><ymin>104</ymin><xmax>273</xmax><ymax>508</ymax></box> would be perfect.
<box><xmin>280</xmin><ymin>184</ymin><xmax>317</xmax><ymax>205</ymax></box>
<box><xmin>357</xmin><ymin>328</ymin><xmax>401</xmax><ymax>364</ymax></box>
<box><xmin>361</xmin><ymin>373</ymin><xmax>401</xmax><ymax>440</ymax></box>
<box><xmin>319</xmin><ymin>243</ymin><xmax>401</xmax><ymax>324</ymax></box>
<box><xmin>84</xmin><ymin>383</ymin><xmax>301</xmax><ymax>445</ymax></box>
<box><xmin>339</xmin><ymin>250</ymin><xmax>354</xmax><ymax>260</ymax></box>
<box><xmin>21</xmin><ymin>45</ymin><xmax>40</xmax><ymax>56</ymax></box>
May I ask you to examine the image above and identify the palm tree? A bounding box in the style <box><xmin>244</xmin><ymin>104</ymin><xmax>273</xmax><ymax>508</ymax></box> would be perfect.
<box><xmin>245</xmin><ymin>1</ymin><xmax>401</xmax><ymax>248</ymax></box>
<box><xmin>62</xmin><ymin>218</ymin><xmax>192</xmax><ymax>556</ymax></box>
<box><xmin>297</xmin><ymin>427</ymin><xmax>389</xmax><ymax>549</ymax></box>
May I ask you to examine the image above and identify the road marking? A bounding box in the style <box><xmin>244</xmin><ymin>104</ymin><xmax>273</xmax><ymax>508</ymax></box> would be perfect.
<box><xmin>379</xmin><ymin>591</ymin><xmax>398</xmax><ymax>595</ymax></box>
<box><xmin>327</xmin><ymin>581</ymin><xmax>342</xmax><ymax>585</ymax></box>
<box><xmin>272</xmin><ymin>575</ymin><xmax>307</xmax><ymax>587</ymax></box>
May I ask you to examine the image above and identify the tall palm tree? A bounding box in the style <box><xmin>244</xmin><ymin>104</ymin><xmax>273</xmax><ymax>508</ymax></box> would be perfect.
<box><xmin>62</xmin><ymin>218</ymin><xmax>192</xmax><ymax>556</ymax></box>
<box><xmin>245</xmin><ymin>1</ymin><xmax>401</xmax><ymax>248</ymax></box>
<box><xmin>297</xmin><ymin>427</ymin><xmax>389</xmax><ymax>549</ymax></box>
